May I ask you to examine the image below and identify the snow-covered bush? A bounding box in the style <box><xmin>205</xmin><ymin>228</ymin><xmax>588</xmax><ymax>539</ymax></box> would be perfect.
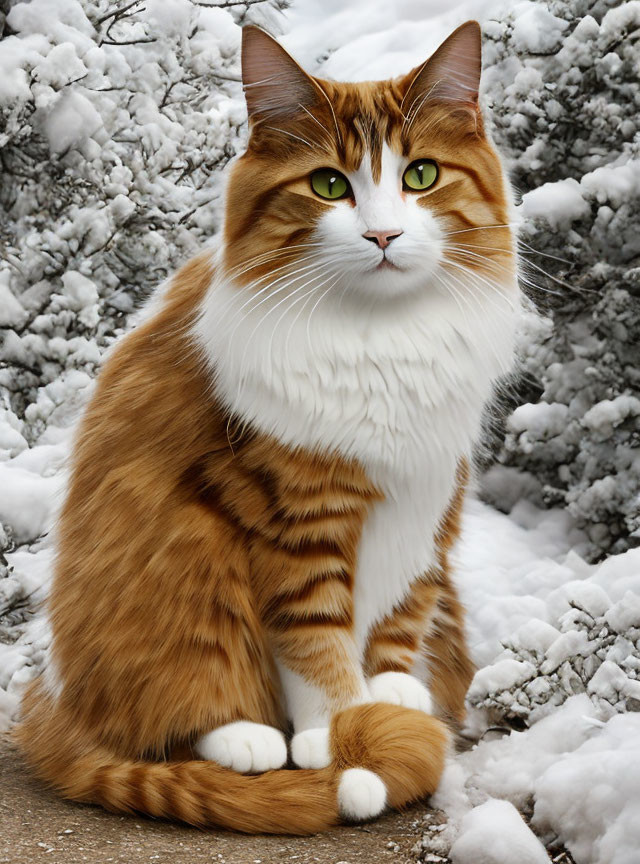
<box><xmin>468</xmin><ymin>585</ymin><xmax>640</xmax><ymax>724</ymax></box>
<box><xmin>0</xmin><ymin>0</ymin><xmax>288</xmax><ymax>552</ymax></box>
<box><xmin>427</xmin><ymin>503</ymin><xmax>640</xmax><ymax>864</ymax></box>
<box><xmin>479</xmin><ymin>0</ymin><xmax>640</xmax><ymax>560</ymax></box>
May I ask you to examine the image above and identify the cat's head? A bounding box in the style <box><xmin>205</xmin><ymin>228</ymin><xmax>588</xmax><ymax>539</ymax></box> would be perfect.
<box><xmin>222</xmin><ymin>23</ymin><xmax>514</xmax><ymax>306</ymax></box>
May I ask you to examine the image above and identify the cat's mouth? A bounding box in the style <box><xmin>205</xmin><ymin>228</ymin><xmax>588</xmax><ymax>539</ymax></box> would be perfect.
<box><xmin>375</xmin><ymin>259</ymin><xmax>400</xmax><ymax>272</ymax></box>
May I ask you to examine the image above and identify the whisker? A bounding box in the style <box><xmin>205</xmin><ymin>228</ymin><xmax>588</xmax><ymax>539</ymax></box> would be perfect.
<box><xmin>446</xmin><ymin>245</ymin><xmax>516</xmax><ymax>275</ymax></box>
<box><xmin>516</xmin><ymin>254</ymin><xmax>582</xmax><ymax>293</ymax></box>
<box><xmin>517</xmin><ymin>237</ymin><xmax>574</xmax><ymax>265</ymax></box>
<box><xmin>264</xmin><ymin>127</ymin><xmax>315</xmax><ymax>149</ymax></box>
<box><xmin>336</xmin><ymin>269</ymin><xmax>358</xmax><ymax>314</ymax></box>
<box><xmin>445</xmin><ymin>245</ymin><xmax>568</xmax><ymax>298</ymax></box>
<box><xmin>452</xmin><ymin>245</ymin><xmax>581</xmax><ymax>297</ymax></box>
<box><xmin>441</xmin><ymin>224</ymin><xmax>518</xmax><ymax>237</ymax></box>
<box><xmin>435</xmin><ymin>267</ymin><xmax>515</xmax><ymax>374</ymax></box>
<box><xmin>225</xmin><ymin>259</ymin><xmax>328</xmax><ymax>342</ymax></box>
<box><xmin>432</xmin><ymin>270</ymin><xmax>474</xmax><ymax>331</ymax></box>
<box><xmin>224</xmin><ymin>253</ymin><xmax>319</xmax><ymax>296</ymax></box>
<box><xmin>305</xmin><ymin>272</ymin><xmax>341</xmax><ymax>353</ymax></box>
<box><xmin>264</xmin><ymin>267</ymin><xmax>339</xmax><ymax>361</ymax></box>
<box><xmin>283</xmin><ymin>277</ymin><xmax>329</xmax><ymax>365</ymax></box>
<box><xmin>234</xmin><ymin>266</ymin><xmax>331</xmax><ymax>395</ymax></box>
<box><xmin>211</xmin><ymin>255</ymin><xmax>325</xmax><ymax>331</ymax></box>
<box><xmin>449</xmin><ymin>237</ymin><xmax>575</xmax><ymax>269</ymax></box>
<box><xmin>280</xmin><ymin>269</ymin><xmax>341</xmax><ymax>364</ymax></box>
<box><xmin>442</xmin><ymin>259</ymin><xmax>516</xmax><ymax>313</ymax></box>
<box><xmin>298</xmin><ymin>103</ymin><xmax>334</xmax><ymax>149</ymax></box>
<box><xmin>445</xmin><ymin>273</ymin><xmax>513</xmax><ymax>328</ymax></box>
<box><xmin>445</xmin><ymin>241</ymin><xmax>515</xmax><ymax>256</ymax></box>
<box><xmin>224</xmin><ymin>243</ymin><xmax>326</xmax><ymax>278</ymax></box>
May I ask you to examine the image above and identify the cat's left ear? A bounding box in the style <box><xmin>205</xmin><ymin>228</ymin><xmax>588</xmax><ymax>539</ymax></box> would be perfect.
<box><xmin>241</xmin><ymin>26</ymin><xmax>320</xmax><ymax>123</ymax></box>
<box><xmin>401</xmin><ymin>21</ymin><xmax>482</xmax><ymax>114</ymax></box>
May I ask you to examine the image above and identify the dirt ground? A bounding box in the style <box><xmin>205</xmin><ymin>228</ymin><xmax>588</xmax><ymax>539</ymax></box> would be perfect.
<box><xmin>0</xmin><ymin>734</ymin><xmax>433</xmax><ymax>864</ymax></box>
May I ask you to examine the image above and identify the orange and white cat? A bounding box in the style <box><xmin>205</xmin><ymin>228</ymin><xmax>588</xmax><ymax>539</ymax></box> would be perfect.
<box><xmin>17</xmin><ymin>22</ymin><xmax>518</xmax><ymax>833</ymax></box>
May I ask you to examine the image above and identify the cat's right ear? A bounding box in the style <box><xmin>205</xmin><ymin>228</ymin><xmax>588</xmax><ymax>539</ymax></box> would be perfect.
<box><xmin>241</xmin><ymin>26</ymin><xmax>319</xmax><ymax>124</ymax></box>
<box><xmin>400</xmin><ymin>21</ymin><xmax>482</xmax><ymax>113</ymax></box>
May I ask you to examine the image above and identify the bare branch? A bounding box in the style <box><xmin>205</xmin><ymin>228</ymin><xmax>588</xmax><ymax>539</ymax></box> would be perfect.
<box><xmin>96</xmin><ymin>0</ymin><xmax>144</xmax><ymax>25</ymax></box>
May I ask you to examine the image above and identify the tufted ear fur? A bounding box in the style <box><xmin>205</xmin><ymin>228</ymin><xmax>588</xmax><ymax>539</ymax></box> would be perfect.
<box><xmin>241</xmin><ymin>26</ymin><xmax>321</xmax><ymax>123</ymax></box>
<box><xmin>401</xmin><ymin>21</ymin><xmax>482</xmax><ymax>118</ymax></box>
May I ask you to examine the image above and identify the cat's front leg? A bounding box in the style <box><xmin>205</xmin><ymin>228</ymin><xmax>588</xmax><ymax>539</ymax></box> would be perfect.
<box><xmin>251</xmin><ymin>543</ymin><xmax>370</xmax><ymax>770</ymax></box>
<box><xmin>363</xmin><ymin>576</ymin><xmax>441</xmax><ymax>714</ymax></box>
<box><xmin>363</xmin><ymin>574</ymin><xmax>474</xmax><ymax>725</ymax></box>
<box><xmin>368</xmin><ymin>671</ymin><xmax>434</xmax><ymax>713</ymax></box>
<box><xmin>277</xmin><ymin>651</ymin><xmax>370</xmax><ymax>769</ymax></box>
<box><xmin>246</xmin><ymin>450</ymin><xmax>379</xmax><ymax>770</ymax></box>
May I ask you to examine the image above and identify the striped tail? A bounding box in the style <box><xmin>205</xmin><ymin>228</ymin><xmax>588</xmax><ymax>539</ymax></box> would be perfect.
<box><xmin>17</xmin><ymin>693</ymin><xmax>450</xmax><ymax>835</ymax></box>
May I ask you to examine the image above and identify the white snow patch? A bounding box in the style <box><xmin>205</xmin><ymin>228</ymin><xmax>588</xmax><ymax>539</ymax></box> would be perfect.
<box><xmin>449</xmin><ymin>799</ymin><xmax>549</xmax><ymax>864</ymax></box>
<box><xmin>521</xmin><ymin>178</ymin><xmax>591</xmax><ymax>229</ymax></box>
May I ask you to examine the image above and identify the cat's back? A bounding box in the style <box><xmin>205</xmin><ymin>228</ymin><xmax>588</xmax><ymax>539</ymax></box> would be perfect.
<box><xmin>94</xmin><ymin>250</ymin><xmax>215</xmax><ymax>405</ymax></box>
<box><xmin>63</xmin><ymin>252</ymin><xmax>220</xmax><ymax>522</ymax></box>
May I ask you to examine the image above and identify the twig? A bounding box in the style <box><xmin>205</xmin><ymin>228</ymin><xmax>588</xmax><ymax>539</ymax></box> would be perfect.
<box><xmin>189</xmin><ymin>0</ymin><xmax>273</xmax><ymax>7</ymax></box>
<box><xmin>102</xmin><ymin>37</ymin><xmax>157</xmax><ymax>45</ymax></box>
<box><xmin>96</xmin><ymin>0</ymin><xmax>144</xmax><ymax>25</ymax></box>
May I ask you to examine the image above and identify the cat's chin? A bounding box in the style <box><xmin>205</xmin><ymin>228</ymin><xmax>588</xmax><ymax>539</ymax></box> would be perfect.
<box><xmin>351</xmin><ymin>263</ymin><xmax>437</xmax><ymax>301</ymax></box>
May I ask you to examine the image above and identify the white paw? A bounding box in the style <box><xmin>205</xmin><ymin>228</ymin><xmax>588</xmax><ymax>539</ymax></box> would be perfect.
<box><xmin>368</xmin><ymin>671</ymin><xmax>433</xmax><ymax>714</ymax></box>
<box><xmin>291</xmin><ymin>727</ymin><xmax>331</xmax><ymax>769</ymax></box>
<box><xmin>195</xmin><ymin>721</ymin><xmax>287</xmax><ymax>774</ymax></box>
<box><xmin>338</xmin><ymin>768</ymin><xmax>387</xmax><ymax>821</ymax></box>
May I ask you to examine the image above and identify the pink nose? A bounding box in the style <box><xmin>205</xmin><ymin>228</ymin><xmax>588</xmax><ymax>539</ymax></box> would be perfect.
<box><xmin>363</xmin><ymin>229</ymin><xmax>403</xmax><ymax>250</ymax></box>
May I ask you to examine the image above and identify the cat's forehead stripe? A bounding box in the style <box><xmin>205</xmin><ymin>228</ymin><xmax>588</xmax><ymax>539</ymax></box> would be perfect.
<box><xmin>351</xmin><ymin>115</ymin><xmax>382</xmax><ymax>181</ymax></box>
<box><xmin>323</xmin><ymin>81</ymin><xmax>404</xmax><ymax>180</ymax></box>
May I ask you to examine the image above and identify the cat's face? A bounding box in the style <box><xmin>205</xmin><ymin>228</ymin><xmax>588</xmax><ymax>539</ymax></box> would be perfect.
<box><xmin>223</xmin><ymin>23</ymin><xmax>514</xmax><ymax>306</ymax></box>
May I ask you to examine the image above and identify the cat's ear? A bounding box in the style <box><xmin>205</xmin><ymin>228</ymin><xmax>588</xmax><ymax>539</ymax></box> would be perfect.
<box><xmin>241</xmin><ymin>26</ymin><xmax>319</xmax><ymax>123</ymax></box>
<box><xmin>401</xmin><ymin>21</ymin><xmax>482</xmax><ymax>114</ymax></box>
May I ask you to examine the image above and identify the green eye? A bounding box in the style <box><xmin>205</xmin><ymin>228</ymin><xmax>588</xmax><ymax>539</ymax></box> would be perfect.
<box><xmin>403</xmin><ymin>160</ymin><xmax>438</xmax><ymax>191</ymax></box>
<box><xmin>310</xmin><ymin>169</ymin><xmax>351</xmax><ymax>200</ymax></box>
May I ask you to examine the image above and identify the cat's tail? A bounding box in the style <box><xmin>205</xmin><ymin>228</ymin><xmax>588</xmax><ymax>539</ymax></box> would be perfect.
<box><xmin>17</xmin><ymin>691</ymin><xmax>450</xmax><ymax>835</ymax></box>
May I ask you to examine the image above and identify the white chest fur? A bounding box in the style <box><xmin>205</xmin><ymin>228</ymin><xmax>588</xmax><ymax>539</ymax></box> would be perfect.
<box><xmin>352</xmin><ymin>458</ymin><xmax>458</xmax><ymax>654</ymax></box>
<box><xmin>194</xmin><ymin>256</ymin><xmax>517</xmax><ymax>638</ymax></box>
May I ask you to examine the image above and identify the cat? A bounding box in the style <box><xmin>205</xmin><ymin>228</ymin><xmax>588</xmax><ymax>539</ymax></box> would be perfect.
<box><xmin>16</xmin><ymin>21</ymin><xmax>518</xmax><ymax>834</ymax></box>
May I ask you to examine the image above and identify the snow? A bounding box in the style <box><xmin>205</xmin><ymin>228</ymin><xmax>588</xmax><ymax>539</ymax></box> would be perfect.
<box><xmin>534</xmin><ymin>713</ymin><xmax>640</xmax><ymax>864</ymax></box>
<box><xmin>43</xmin><ymin>91</ymin><xmax>104</xmax><ymax>155</ymax></box>
<box><xmin>582</xmin><ymin>395</ymin><xmax>640</xmax><ymax>436</ymax></box>
<box><xmin>481</xmin><ymin>0</ymin><xmax>640</xmax><ymax>559</ymax></box>
<box><xmin>435</xmin><ymin>500</ymin><xmax>640</xmax><ymax>864</ymax></box>
<box><xmin>449</xmin><ymin>799</ymin><xmax>549</xmax><ymax>864</ymax></box>
<box><xmin>521</xmin><ymin>178</ymin><xmax>591</xmax><ymax>230</ymax></box>
<box><xmin>508</xmin><ymin>401</ymin><xmax>569</xmax><ymax>439</ymax></box>
<box><xmin>0</xmin><ymin>465</ymin><xmax>62</xmax><ymax>544</ymax></box>
<box><xmin>519</xmin><ymin>159</ymin><xmax>640</xmax><ymax>233</ymax></box>
<box><xmin>580</xmin><ymin>161</ymin><xmax>640</xmax><ymax>210</ymax></box>
<box><xmin>468</xmin><ymin>658</ymin><xmax>537</xmax><ymax>701</ymax></box>
<box><xmin>1</xmin><ymin>1</ymin><xmax>639</xmax><ymax>863</ymax></box>
<box><xmin>0</xmin><ymin>277</ymin><xmax>28</xmax><ymax>330</ymax></box>
<box><xmin>510</xmin><ymin>3</ymin><xmax>568</xmax><ymax>53</ymax></box>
